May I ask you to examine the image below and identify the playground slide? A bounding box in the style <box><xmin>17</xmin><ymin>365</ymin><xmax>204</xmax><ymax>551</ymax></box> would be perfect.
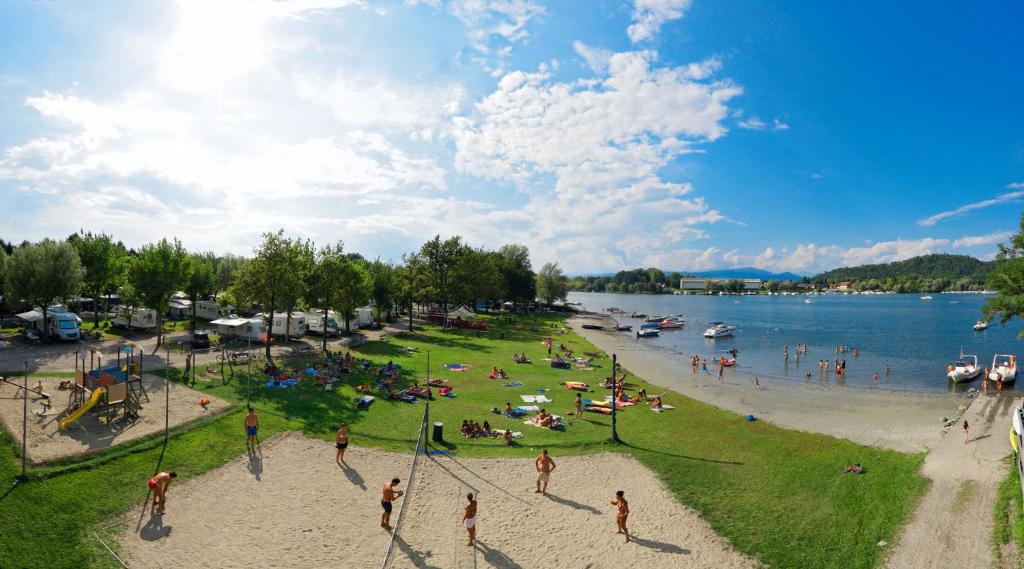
<box><xmin>59</xmin><ymin>387</ymin><xmax>105</xmax><ymax>431</ymax></box>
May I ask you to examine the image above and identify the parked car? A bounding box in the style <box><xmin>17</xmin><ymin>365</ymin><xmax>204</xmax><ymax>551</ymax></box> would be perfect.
<box><xmin>190</xmin><ymin>331</ymin><xmax>211</xmax><ymax>349</ymax></box>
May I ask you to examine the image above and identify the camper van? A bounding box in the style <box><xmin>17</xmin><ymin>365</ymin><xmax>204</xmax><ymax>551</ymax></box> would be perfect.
<box><xmin>260</xmin><ymin>312</ymin><xmax>307</xmax><ymax>338</ymax></box>
<box><xmin>196</xmin><ymin>300</ymin><xmax>220</xmax><ymax>321</ymax></box>
<box><xmin>210</xmin><ymin>316</ymin><xmax>266</xmax><ymax>341</ymax></box>
<box><xmin>355</xmin><ymin>307</ymin><xmax>375</xmax><ymax>328</ymax></box>
<box><xmin>306</xmin><ymin>311</ymin><xmax>340</xmax><ymax>336</ymax></box>
<box><xmin>113</xmin><ymin>307</ymin><xmax>159</xmax><ymax>330</ymax></box>
<box><xmin>16</xmin><ymin>307</ymin><xmax>82</xmax><ymax>341</ymax></box>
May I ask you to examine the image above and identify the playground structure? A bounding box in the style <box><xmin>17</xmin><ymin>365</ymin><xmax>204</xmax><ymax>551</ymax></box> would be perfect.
<box><xmin>60</xmin><ymin>343</ymin><xmax>150</xmax><ymax>431</ymax></box>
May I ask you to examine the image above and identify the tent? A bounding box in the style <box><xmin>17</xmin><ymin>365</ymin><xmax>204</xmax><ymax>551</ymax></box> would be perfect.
<box><xmin>450</xmin><ymin>305</ymin><xmax>477</xmax><ymax>319</ymax></box>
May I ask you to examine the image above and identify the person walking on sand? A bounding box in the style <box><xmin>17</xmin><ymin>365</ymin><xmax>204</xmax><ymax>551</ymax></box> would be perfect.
<box><xmin>535</xmin><ymin>449</ymin><xmax>556</xmax><ymax>494</ymax></box>
<box><xmin>753</xmin><ymin>376</ymin><xmax>761</xmax><ymax>390</ymax></box>
<box><xmin>574</xmin><ymin>392</ymin><xmax>583</xmax><ymax>419</ymax></box>
<box><xmin>963</xmin><ymin>420</ymin><xmax>970</xmax><ymax>444</ymax></box>
<box><xmin>244</xmin><ymin>407</ymin><xmax>259</xmax><ymax>452</ymax></box>
<box><xmin>611</xmin><ymin>490</ymin><xmax>630</xmax><ymax>543</ymax></box>
<box><xmin>336</xmin><ymin>422</ymin><xmax>349</xmax><ymax>465</ymax></box>
<box><xmin>148</xmin><ymin>471</ymin><xmax>177</xmax><ymax>515</ymax></box>
<box><xmin>717</xmin><ymin>362</ymin><xmax>725</xmax><ymax>383</ymax></box>
<box><xmin>381</xmin><ymin>478</ymin><xmax>404</xmax><ymax>530</ymax></box>
<box><xmin>462</xmin><ymin>493</ymin><xmax>478</xmax><ymax>546</ymax></box>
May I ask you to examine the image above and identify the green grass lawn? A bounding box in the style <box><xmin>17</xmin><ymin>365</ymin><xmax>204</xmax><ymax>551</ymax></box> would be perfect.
<box><xmin>0</xmin><ymin>314</ymin><xmax>928</xmax><ymax>569</ymax></box>
<box><xmin>994</xmin><ymin>457</ymin><xmax>1024</xmax><ymax>563</ymax></box>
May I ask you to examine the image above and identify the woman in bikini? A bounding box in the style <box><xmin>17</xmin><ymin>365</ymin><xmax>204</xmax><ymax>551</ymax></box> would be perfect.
<box><xmin>335</xmin><ymin>422</ymin><xmax>349</xmax><ymax>465</ymax></box>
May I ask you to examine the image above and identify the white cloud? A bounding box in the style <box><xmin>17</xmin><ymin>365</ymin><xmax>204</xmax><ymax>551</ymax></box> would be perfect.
<box><xmin>294</xmin><ymin>75</ymin><xmax>465</xmax><ymax>130</ymax></box>
<box><xmin>952</xmin><ymin>231</ymin><xmax>1012</xmax><ymax>248</ymax></box>
<box><xmin>772</xmin><ymin>118</ymin><xmax>789</xmax><ymax>130</ymax></box>
<box><xmin>918</xmin><ymin>187</ymin><xmax>1024</xmax><ymax>226</ymax></box>
<box><xmin>628</xmin><ymin>0</ymin><xmax>692</xmax><ymax>43</ymax></box>
<box><xmin>749</xmin><ymin>238</ymin><xmax>951</xmax><ymax>274</ymax></box>
<box><xmin>737</xmin><ymin>116</ymin><xmax>766</xmax><ymax>130</ymax></box>
<box><xmin>573</xmin><ymin>41</ymin><xmax>613</xmax><ymax>74</ymax></box>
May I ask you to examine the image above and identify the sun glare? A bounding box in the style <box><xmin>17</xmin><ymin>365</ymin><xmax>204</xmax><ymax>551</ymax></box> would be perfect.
<box><xmin>161</xmin><ymin>0</ymin><xmax>267</xmax><ymax>91</ymax></box>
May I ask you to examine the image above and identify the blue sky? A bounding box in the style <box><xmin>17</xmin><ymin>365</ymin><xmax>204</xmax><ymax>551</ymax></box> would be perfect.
<box><xmin>1</xmin><ymin>0</ymin><xmax>1022</xmax><ymax>275</ymax></box>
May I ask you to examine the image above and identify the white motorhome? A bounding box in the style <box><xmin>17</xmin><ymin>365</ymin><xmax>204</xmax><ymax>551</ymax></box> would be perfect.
<box><xmin>259</xmin><ymin>311</ymin><xmax>307</xmax><ymax>338</ymax></box>
<box><xmin>209</xmin><ymin>316</ymin><xmax>267</xmax><ymax>341</ymax></box>
<box><xmin>113</xmin><ymin>307</ymin><xmax>159</xmax><ymax>330</ymax></box>
<box><xmin>16</xmin><ymin>307</ymin><xmax>82</xmax><ymax>341</ymax></box>
<box><xmin>306</xmin><ymin>310</ymin><xmax>340</xmax><ymax>336</ymax></box>
<box><xmin>356</xmin><ymin>307</ymin><xmax>375</xmax><ymax>328</ymax></box>
<box><xmin>196</xmin><ymin>300</ymin><xmax>220</xmax><ymax>321</ymax></box>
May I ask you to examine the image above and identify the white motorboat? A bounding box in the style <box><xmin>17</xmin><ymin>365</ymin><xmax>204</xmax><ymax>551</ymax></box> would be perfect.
<box><xmin>947</xmin><ymin>354</ymin><xmax>982</xmax><ymax>383</ymax></box>
<box><xmin>636</xmin><ymin>328</ymin><xmax>660</xmax><ymax>338</ymax></box>
<box><xmin>804</xmin><ymin>299</ymin><xmax>813</xmax><ymax>304</ymax></box>
<box><xmin>703</xmin><ymin>322</ymin><xmax>734</xmax><ymax>338</ymax></box>
<box><xmin>645</xmin><ymin>315</ymin><xmax>667</xmax><ymax>322</ymax></box>
<box><xmin>973</xmin><ymin>320</ymin><xmax>990</xmax><ymax>331</ymax></box>
<box><xmin>920</xmin><ymin>295</ymin><xmax>933</xmax><ymax>301</ymax></box>
<box><xmin>988</xmin><ymin>354</ymin><xmax>1017</xmax><ymax>384</ymax></box>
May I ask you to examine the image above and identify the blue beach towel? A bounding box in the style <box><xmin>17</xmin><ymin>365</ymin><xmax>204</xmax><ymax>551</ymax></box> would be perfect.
<box><xmin>503</xmin><ymin>382</ymin><xmax>524</xmax><ymax>387</ymax></box>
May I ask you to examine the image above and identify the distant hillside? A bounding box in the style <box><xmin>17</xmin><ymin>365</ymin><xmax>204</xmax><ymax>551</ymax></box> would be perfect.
<box><xmin>812</xmin><ymin>254</ymin><xmax>993</xmax><ymax>283</ymax></box>
<box><xmin>690</xmin><ymin>267</ymin><xmax>804</xmax><ymax>281</ymax></box>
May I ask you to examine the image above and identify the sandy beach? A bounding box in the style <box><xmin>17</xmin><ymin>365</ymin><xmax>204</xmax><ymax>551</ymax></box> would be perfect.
<box><xmin>570</xmin><ymin>314</ymin><xmax>969</xmax><ymax>453</ymax></box>
<box><xmin>113</xmin><ymin>432</ymin><xmax>760</xmax><ymax>569</ymax></box>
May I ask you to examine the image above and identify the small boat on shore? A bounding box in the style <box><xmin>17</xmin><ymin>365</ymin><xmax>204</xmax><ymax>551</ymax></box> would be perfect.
<box><xmin>989</xmin><ymin>354</ymin><xmax>1017</xmax><ymax>384</ymax></box>
<box><xmin>645</xmin><ymin>315</ymin><xmax>667</xmax><ymax>322</ymax></box>
<box><xmin>581</xmin><ymin>324</ymin><xmax>603</xmax><ymax>330</ymax></box>
<box><xmin>614</xmin><ymin>324</ymin><xmax>632</xmax><ymax>332</ymax></box>
<box><xmin>947</xmin><ymin>354</ymin><xmax>982</xmax><ymax>383</ymax></box>
<box><xmin>636</xmin><ymin>328</ymin><xmax>660</xmax><ymax>338</ymax></box>
<box><xmin>657</xmin><ymin>318</ymin><xmax>683</xmax><ymax>329</ymax></box>
<box><xmin>631</xmin><ymin>312</ymin><xmax>648</xmax><ymax>319</ymax></box>
<box><xmin>973</xmin><ymin>320</ymin><xmax>990</xmax><ymax>331</ymax></box>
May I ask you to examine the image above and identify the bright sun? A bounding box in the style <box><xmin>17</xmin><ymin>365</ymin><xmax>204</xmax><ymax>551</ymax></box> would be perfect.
<box><xmin>161</xmin><ymin>0</ymin><xmax>268</xmax><ymax>91</ymax></box>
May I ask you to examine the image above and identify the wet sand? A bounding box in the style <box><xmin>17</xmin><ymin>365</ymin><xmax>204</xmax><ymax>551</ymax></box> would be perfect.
<box><xmin>571</xmin><ymin>315</ymin><xmax>969</xmax><ymax>453</ymax></box>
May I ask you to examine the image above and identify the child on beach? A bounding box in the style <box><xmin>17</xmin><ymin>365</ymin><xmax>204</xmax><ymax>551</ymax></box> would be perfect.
<box><xmin>611</xmin><ymin>490</ymin><xmax>630</xmax><ymax>543</ymax></box>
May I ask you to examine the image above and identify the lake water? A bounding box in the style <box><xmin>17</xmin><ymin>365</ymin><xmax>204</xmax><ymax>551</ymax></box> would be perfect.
<box><xmin>567</xmin><ymin>291</ymin><xmax>1024</xmax><ymax>393</ymax></box>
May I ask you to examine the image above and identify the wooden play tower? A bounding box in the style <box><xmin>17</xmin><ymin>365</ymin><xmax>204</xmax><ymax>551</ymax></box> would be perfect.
<box><xmin>61</xmin><ymin>342</ymin><xmax>150</xmax><ymax>431</ymax></box>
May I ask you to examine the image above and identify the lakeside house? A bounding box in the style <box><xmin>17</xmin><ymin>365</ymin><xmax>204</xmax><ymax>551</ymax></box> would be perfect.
<box><xmin>679</xmin><ymin>277</ymin><xmax>763</xmax><ymax>291</ymax></box>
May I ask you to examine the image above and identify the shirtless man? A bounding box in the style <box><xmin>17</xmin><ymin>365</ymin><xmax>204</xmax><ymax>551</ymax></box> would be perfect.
<box><xmin>381</xmin><ymin>478</ymin><xmax>404</xmax><ymax>530</ymax></box>
<box><xmin>148</xmin><ymin>471</ymin><xmax>177</xmax><ymax>515</ymax></box>
<box><xmin>611</xmin><ymin>490</ymin><xmax>630</xmax><ymax>543</ymax></box>
<box><xmin>462</xmin><ymin>493</ymin><xmax>478</xmax><ymax>546</ymax></box>
<box><xmin>535</xmin><ymin>449</ymin><xmax>556</xmax><ymax>494</ymax></box>
<box><xmin>574</xmin><ymin>392</ymin><xmax>583</xmax><ymax>419</ymax></box>
<box><xmin>336</xmin><ymin>422</ymin><xmax>349</xmax><ymax>465</ymax></box>
<box><xmin>244</xmin><ymin>407</ymin><xmax>259</xmax><ymax>452</ymax></box>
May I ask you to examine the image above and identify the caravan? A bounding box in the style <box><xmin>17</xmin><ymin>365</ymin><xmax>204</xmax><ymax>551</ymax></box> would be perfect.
<box><xmin>16</xmin><ymin>307</ymin><xmax>82</xmax><ymax>341</ymax></box>
<box><xmin>261</xmin><ymin>312</ymin><xmax>308</xmax><ymax>338</ymax></box>
<box><xmin>210</xmin><ymin>316</ymin><xmax>267</xmax><ymax>341</ymax></box>
<box><xmin>355</xmin><ymin>307</ymin><xmax>375</xmax><ymax>328</ymax></box>
<box><xmin>113</xmin><ymin>307</ymin><xmax>159</xmax><ymax>330</ymax></box>
<box><xmin>306</xmin><ymin>311</ymin><xmax>340</xmax><ymax>336</ymax></box>
<box><xmin>196</xmin><ymin>300</ymin><xmax>220</xmax><ymax>321</ymax></box>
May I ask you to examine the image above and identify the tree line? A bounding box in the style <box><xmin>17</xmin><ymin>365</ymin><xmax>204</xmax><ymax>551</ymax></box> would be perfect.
<box><xmin>0</xmin><ymin>231</ymin><xmax>572</xmax><ymax>355</ymax></box>
<box><xmin>810</xmin><ymin>254</ymin><xmax>992</xmax><ymax>292</ymax></box>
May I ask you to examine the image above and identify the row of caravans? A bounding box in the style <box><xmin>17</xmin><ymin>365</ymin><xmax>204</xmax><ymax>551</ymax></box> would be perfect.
<box><xmin>209</xmin><ymin>308</ymin><xmax>377</xmax><ymax>341</ymax></box>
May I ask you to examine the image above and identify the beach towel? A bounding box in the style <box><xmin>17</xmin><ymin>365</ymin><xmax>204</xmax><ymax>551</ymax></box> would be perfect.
<box><xmin>495</xmin><ymin>430</ymin><xmax>524</xmax><ymax>439</ymax></box>
<box><xmin>535</xmin><ymin>395</ymin><xmax>553</xmax><ymax>403</ymax></box>
<box><xmin>565</xmin><ymin>381</ymin><xmax>589</xmax><ymax>391</ymax></box>
<box><xmin>516</xmin><ymin>405</ymin><xmax>540</xmax><ymax>412</ymax></box>
<box><xmin>651</xmin><ymin>404</ymin><xmax>675</xmax><ymax>413</ymax></box>
<box><xmin>304</xmin><ymin>368</ymin><xmax>317</xmax><ymax>375</ymax></box>
<box><xmin>444</xmin><ymin>364</ymin><xmax>469</xmax><ymax>371</ymax></box>
<box><xmin>535</xmin><ymin>388</ymin><xmax>548</xmax><ymax>393</ymax></box>
<box><xmin>439</xmin><ymin>386</ymin><xmax>452</xmax><ymax>395</ymax></box>
<box><xmin>445</xmin><ymin>392</ymin><xmax>457</xmax><ymax>398</ymax></box>
<box><xmin>503</xmin><ymin>382</ymin><xmax>525</xmax><ymax>387</ymax></box>
<box><xmin>585</xmin><ymin>406</ymin><xmax>612</xmax><ymax>415</ymax></box>
<box><xmin>264</xmin><ymin>379</ymin><xmax>298</xmax><ymax>389</ymax></box>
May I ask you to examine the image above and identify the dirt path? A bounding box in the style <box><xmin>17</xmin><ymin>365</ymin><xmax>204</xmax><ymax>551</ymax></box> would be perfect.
<box><xmin>885</xmin><ymin>394</ymin><xmax>1020</xmax><ymax>569</ymax></box>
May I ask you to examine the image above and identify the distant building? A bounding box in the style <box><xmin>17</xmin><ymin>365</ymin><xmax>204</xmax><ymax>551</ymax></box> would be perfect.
<box><xmin>679</xmin><ymin>277</ymin><xmax>762</xmax><ymax>291</ymax></box>
<box><xmin>831</xmin><ymin>281</ymin><xmax>853</xmax><ymax>291</ymax></box>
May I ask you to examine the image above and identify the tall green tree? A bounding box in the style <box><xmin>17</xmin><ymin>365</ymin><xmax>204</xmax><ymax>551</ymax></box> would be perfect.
<box><xmin>497</xmin><ymin>244</ymin><xmax>536</xmax><ymax>310</ymax></box>
<box><xmin>535</xmin><ymin>262</ymin><xmax>568</xmax><ymax>307</ymax></box>
<box><xmin>336</xmin><ymin>260</ymin><xmax>370</xmax><ymax>334</ymax></box>
<box><xmin>127</xmin><ymin>238</ymin><xmax>190</xmax><ymax>348</ymax></box>
<box><xmin>420</xmin><ymin>235</ymin><xmax>463</xmax><ymax>314</ymax></box>
<box><xmin>984</xmin><ymin>215</ymin><xmax>1024</xmax><ymax>331</ymax></box>
<box><xmin>368</xmin><ymin>258</ymin><xmax>398</xmax><ymax>321</ymax></box>
<box><xmin>235</xmin><ymin>230</ymin><xmax>293</xmax><ymax>358</ymax></box>
<box><xmin>280</xmin><ymin>238</ymin><xmax>314</xmax><ymax>340</ymax></box>
<box><xmin>397</xmin><ymin>253</ymin><xmax>428</xmax><ymax>331</ymax></box>
<box><xmin>5</xmin><ymin>239</ymin><xmax>85</xmax><ymax>339</ymax></box>
<box><xmin>68</xmin><ymin>231</ymin><xmax>124</xmax><ymax>327</ymax></box>
<box><xmin>214</xmin><ymin>254</ymin><xmax>246</xmax><ymax>300</ymax></box>
<box><xmin>184</xmin><ymin>253</ymin><xmax>217</xmax><ymax>332</ymax></box>
<box><xmin>305</xmin><ymin>243</ymin><xmax>348</xmax><ymax>351</ymax></box>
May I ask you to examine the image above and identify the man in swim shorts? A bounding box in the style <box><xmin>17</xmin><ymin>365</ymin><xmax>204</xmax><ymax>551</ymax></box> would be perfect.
<box><xmin>535</xmin><ymin>449</ymin><xmax>556</xmax><ymax>494</ymax></box>
<box><xmin>244</xmin><ymin>407</ymin><xmax>259</xmax><ymax>452</ymax></box>
<box><xmin>462</xmin><ymin>492</ymin><xmax>478</xmax><ymax>546</ymax></box>
<box><xmin>148</xmin><ymin>471</ymin><xmax>177</xmax><ymax>515</ymax></box>
<box><xmin>336</xmin><ymin>422</ymin><xmax>349</xmax><ymax>465</ymax></box>
<box><xmin>611</xmin><ymin>490</ymin><xmax>630</xmax><ymax>543</ymax></box>
<box><xmin>381</xmin><ymin>478</ymin><xmax>404</xmax><ymax>530</ymax></box>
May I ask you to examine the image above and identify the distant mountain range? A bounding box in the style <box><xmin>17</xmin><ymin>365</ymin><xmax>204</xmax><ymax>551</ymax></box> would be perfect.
<box><xmin>687</xmin><ymin>267</ymin><xmax>805</xmax><ymax>281</ymax></box>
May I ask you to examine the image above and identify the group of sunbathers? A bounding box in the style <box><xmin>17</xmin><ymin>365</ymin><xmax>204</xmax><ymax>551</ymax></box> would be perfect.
<box><xmin>488</xmin><ymin>367</ymin><xmax>509</xmax><ymax>379</ymax></box>
<box><xmin>512</xmin><ymin>353</ymin><xmax>530</xmax><ymax>363</ymax></box>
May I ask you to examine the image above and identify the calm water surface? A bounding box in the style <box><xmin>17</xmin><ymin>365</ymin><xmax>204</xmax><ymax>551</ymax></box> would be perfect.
<box><xmin>567</xmin><ymin>291</ymin><xmax>1024</xmax><ymax>393</ymax></box>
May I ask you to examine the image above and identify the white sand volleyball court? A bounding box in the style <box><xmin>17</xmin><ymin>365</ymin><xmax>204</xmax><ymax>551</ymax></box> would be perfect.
<box><xmin>113</xmin><ymin>433</ymin><xmax>759</xmax><ymax>568</ymax></box>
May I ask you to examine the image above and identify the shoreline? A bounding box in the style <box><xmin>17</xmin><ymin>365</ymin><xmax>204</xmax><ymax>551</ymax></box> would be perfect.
<box><xmin>570</xmin><ymin>313</ymin><xmax>969</xmax><ymax>453</ymax></box>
